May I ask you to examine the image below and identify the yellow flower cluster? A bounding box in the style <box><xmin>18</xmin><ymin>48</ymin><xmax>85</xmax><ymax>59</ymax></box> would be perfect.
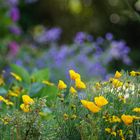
<box><xmin>130</xmin><ymin>71</ymin><xmax>140</xmax><ymax>76</ymax></box>
<box><xmin>133</xmin><ymin>107</ymin><xmax>140</xmax><ymax>113</ymax></box>
<box><xmin>105</xmin><ymin>128</ymin><xmax>116</xmax><ymax>136</ymax></box>
<box><xmin>20</xmin><ymin>95</ymin><xmax>34</xmax><ymax>112</ymax></box>
<box><xmin>81</xmin><ymin>96</ymin><xmax>108</xmax><ymax>113</ymax></box>
<box><xmin>103</xmin><ymin>115</ymin><xmax>121</xmax><ymax>123</ymax></box>
<box><xmin>0</xmin><ymin>96</ymin><xmax>14</xmax><ymax>106</ymax></box>
<box><xmin>110</xmin><ymin>78</ymin><xmax>123</xmax><ymax>88</ymax></box>
<box><xmin>69</xmin><ymin>69</ymin><xmax>86</xmax><ymax>89</ymax></box>
<box><xmin>8</xmin><ymin>86</ymin><xmax>21</xmax><ymax>97</ymax></box>
<box><xmin>105</xmin><ymin>128</ymin><xmax>125</xmax><ymax>139</ymax></box>
<box><xmin>57</xmin><ymin>70</ymin><xmax>86</xmax><ymax>94</ymax></box>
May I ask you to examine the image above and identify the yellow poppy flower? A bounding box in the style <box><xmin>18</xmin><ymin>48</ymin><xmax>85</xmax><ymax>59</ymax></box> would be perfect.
<box><xmin>10</xmin><ymin>72</ymin><xmax>22</xmax><ymax>81</ymax></box>
<box><xmin>75</xmin><ymin>78</ymin><xmax>86</xmax><ymax>89</ymax></box>
<box><xmin>121</xmin><ymin>114</ymin><xmax>133</xmax><ymax>125</ymax></box>
<box><xmin>69</xmin><ymin>86</ymin><xmax>77</xmax><ymax>95</ymax></box>
<box><xmin>110</xmin><ymin>78</ymin><xmax>123</xmax><ymax>88</ymax></box>
<box><xmin>81</xmin><ymin>100</ymin><xmax>88</xmax><ymax>108</ymax></box>
<box><xmin>22</xmin><ymin>95</ymin><xmax>34</xmax><ymax>105</ymax></box>
<box><xmin>86</xmin><ymin>101</ymin><xmax>101</xmax><ymax>113</ymax></box>
<box><xmin>58</xmin><ymin>80</ymin><xmax>67</xmax><ymax>90</ymax></box>
<box><xmin>20</xmin><ymin>104</ymin><xmax>30</xmax><ymax>112</ymax></box>
<box><xmin>114</xmin><ymin>71</ymin><xmax>122</xmax><ymax>79</ymax></box>
<box><xmin>69</xmin><ymin>69</ymin><xmax>81</xmax><ymax>80</ymax></box>
<box><xmin>94</xmin><ymin>96</ymin><xmax>108</xmax><ymax>107</ymax></box>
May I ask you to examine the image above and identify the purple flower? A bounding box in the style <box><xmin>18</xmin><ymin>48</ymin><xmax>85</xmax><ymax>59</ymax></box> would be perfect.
<box><xmin>35</xmin><ymin>27</ymin><xmax>62</xmax><ymax>43</ymax></box>
<box><xmin>15</xmin><ymin>59</ymin><xmax>23</xmax><ymax>66</ymax></box>
<box><xmin>110</xmin><ymin>41</ymin><xmax>130</xmax><ymax>59</ymax></box>
<box><xmin>6</xmin><ymin>0</ymin><xmax>19</xmax><ymax>6</ymax></box>
<box><xmin>96</xmin><ymin>37</ymin><xmax>104</xmax><ymax>44</ymax></box>
<box><xmin>105</xmin><ymin>33</ymin><xmax>113</xmax><ymax>40</ymax></box>
<box><xmin>8</xmin><ymin>41</ymin><xmax>19</xmax><ymax>56</ymax></box>
<box><xmin>74</xmin><ymin>32</ymin><xmax>93</xmax><ymax>44</ymax></box>
<box><xmin>46</xmin><ymin>27</ymin><xmax>62</xmax><ymax>42</ymax></box>
<box><xmin>9</xmin><ymin>25</ymin><xmax>21</xmax><ymax>35</ymax></box>
<box><xmin>88</xmin><ymin>62</ymin><xmax>106</xmax><ymax>77</ymax></box>
<box><xmin>74</xmin><ymin>32</ymin><xmax>86</xmax><ymax>44</ymax></box>
<box><xmin>9</xmin><ymin>7</ymin><xmax>20</xmax><ymax>22</ymax></box>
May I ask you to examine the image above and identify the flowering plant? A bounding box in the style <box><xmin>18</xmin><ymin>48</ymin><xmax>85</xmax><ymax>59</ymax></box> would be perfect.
<box><xmin>0</xmin><ymin>65</ymin><xmax>139</xmax><ymax>140</ymax></box>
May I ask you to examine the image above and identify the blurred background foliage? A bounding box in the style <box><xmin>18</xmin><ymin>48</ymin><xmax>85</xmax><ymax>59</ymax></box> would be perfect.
<box><xmin>0</xmin><ymin>0</ymin><xmax>140</xmax><ymax>81</ymax></box>
<box><xmin>19</xmin><ymin>0</ymin><xmax>140</xmax><ymax>65</ymax></box>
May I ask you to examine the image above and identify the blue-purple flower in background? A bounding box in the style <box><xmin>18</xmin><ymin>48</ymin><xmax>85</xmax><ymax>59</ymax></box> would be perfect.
<box><xmin>74</xmin><ymin>32</ymin><xmax>93</xmax><ymax>44</ymax></box>
<box><xmin>34</xmin><ymin>27</ymin><xmax>62</xmax><ymax>44</ymax></box>
<box><xmin>9</xmin><ymin>7</ymin><xmax>20</xmax><ymax>22</ymax></box>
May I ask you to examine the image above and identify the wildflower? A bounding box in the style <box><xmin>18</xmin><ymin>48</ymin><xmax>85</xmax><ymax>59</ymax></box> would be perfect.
<box><xmin>70</xmin><ymin>114</ymin><xmax>77</xmax><ymax>120</ymax></box>
<box><xmin>130</xmin><ymin>71</ymin><xmax>136</xmax><ymax>76</ymax></box>
<box><xmin>121</xmin><ymin>114</ymin><xmax>134</xmax><ymax>125</ymax></box>
<box><xmin>81</xmin><ymin>100</ymin><xmax>101</xmax><ymax>113</ymax></box>
<box><xmin>10</xmin><ymin>72</ymin><xmax>22</xmax><ymax>81</ymax></box>
<box><xmin>58</xmin><ymin>80</ymin><xmax>67</xmax><ymax>90</ymax></box>
<box><xmin>4</xmin><ymin>100</ymin><xmax>14</xmax><ymax>106</ymax></box>
<box><xmin>63</xmin><ymin>113</ymin><xmax>69</xmax><ymax>120</ymax></box>
<box><xmin>71</xmin><ymin>104</ymin><xmax>76</xmax><ymax>110</ymax></box>
<box><xmin>0</xmin><ymin>96</ymin><xmax>14</xmax><ymax>106</ymax></box>
<box><xmin>94</xmin><ymin>96</ymin><xmax>108</xmax><ymax>107</ymax></box>
<box><xmin>69</xmin><ymin>69</ymin><xmax>81</xmax><ymax>80</ymax></box>
<box><xmin>110</xmin><ymin>78</ymin><xmax>123</xmax><ymax>88</ymax></box>
<box><xmin>114</xmin><ymin>71</ymin><xmax>122</xmax><ymax>79</ymax></box>
<box><xmin>133</xmin><ymin>107</ymin><xmax>140</xmax><ymax>113</ymax></box>
<box><xmin>117</xmin><ymin>129</ymin><xmax>125</xmax><ymax>140</ymax></box>
<box><xmin>87</xmin><ymin>101</ymin><xmax>101</xmax><ymax>113</ymax></box>
<box><xmin>118</xmin><ymin>96</ymin><xmax>126</xmax><ymax>103</ymax></box>
<box><xmin>8</xmin><ymin>90</ymin><xmax>18</xmax><ymax>97</ymax></box>
<box><xmin>0</xmin><ymin>96</ymin><xmax>4</xmax><ymax>101</ymax></box>
<box><xmin>20</xmin><ymin>104</ymin><xmax>30</xmax><ymax>112</ymax></box>
<box><xmin>81</xmin><ymin>100</ymin><xmax>88</xmax><ymax>108</ymax></box>
<box><xmin>42</xmin><ymin>80</ymin><xmax>54</xmax><ymax>86</ymax></box>
<box><xmin>110</xmin><ymin>115</ymin><xmax>121</xmax><ymax>123</ymax></box>
<box><xmin>1</xmin><ymin>117</ymin><xmax>11</xmax><ymax>125</ymax></box>
<box><xmin>22</xmin><ymin>95</ymin><xmax>34</xmax><ymax>105</ymax></box>
<box><xmin>69</xmin><ymin>86</ymin><xmax>77</xmax><ymax>95</ymax></box>
<box><xmin>75</xmin><ymin>78</ymin><xmax>86</xmax><ymax>89</ymax></box>
<box><xmin>130</xmin><ymin>71</ymin><xmax>140</xmax><ymax>76</ymax></box>
<box><xmin>111</xmin><ymin>131</ymin><xmax>117</xmax><ymax>136</ymax></box>
<box><xmin>105</xmin><ymin>128</ymin><xmax>111</xmax><ymax>133</ymax></box>
<box><xmin>132</xmin><ymin>116</ymin><xmax>140</xmax><ymax>120</ymax></box>
<box><xmin>105</xmin><ymin>128</ymin><xmax>116</xmax><ymax>136</ymax></box>
<box><xmin>95</xmin><ymin>82</ymin><xmax>101</xmax><ymax>90</ymax></box>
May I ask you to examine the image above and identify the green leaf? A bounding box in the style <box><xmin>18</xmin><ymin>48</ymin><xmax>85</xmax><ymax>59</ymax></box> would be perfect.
<box><xmin>10</xmin><ymin>64</ymin><xmax>30</xmax><ymax>84</ymax></box>
<box><xmin>29</xmin><ymin>82</ymin><xmax>44</xmax><ymax>98</ymax></box>
<box><xmin>40</xmin><ymin>85</ymin><xmax>58</xmax><ymax>100</ymax></box>
<box><xmin>31</xmin><ymin>68</ymin><xmax>49</xmax><ymax>82</ymax></box>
